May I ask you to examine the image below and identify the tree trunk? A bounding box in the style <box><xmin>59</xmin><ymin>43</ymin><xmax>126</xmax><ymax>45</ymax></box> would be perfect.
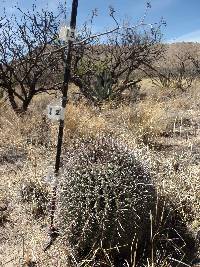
<box><xmin>22</xmin><ymin>96</ymin><xmax>32</xmax><ymax>112</ymax></box>
<box><xmin>7</xmin><ymin>89</ymin><xmax>33</xmax><ymax>115</ymax></box>
<box><xmin>7</xmin><ymin>91</ymin><xmax>20</xmax><ymax>113</ymax></box>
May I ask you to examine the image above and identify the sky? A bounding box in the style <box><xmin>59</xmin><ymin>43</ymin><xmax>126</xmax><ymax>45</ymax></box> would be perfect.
<box><xmin>1</xmin><ymin>0</ymin><xmax>200</xmax><ymax>43</ymax></box>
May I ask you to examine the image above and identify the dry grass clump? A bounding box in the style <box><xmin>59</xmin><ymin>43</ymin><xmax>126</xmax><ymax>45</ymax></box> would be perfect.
<box><xmin>64</xmin><ymin>102</ymin><xmax>108</xmax><ymax>139</ymax></box>
<box><xmin>0</xmin><ymin>104</ymin><xmax>24</xmax><ymax>148</ymax></box>
<box><xmin>106</xmin><ymin>101</ymin><xmax>171</xmax><ymax>145</ymax></box>
<box><xmin>151</xmin><ymin>148</ymin><xmax>200</xmax><ymax>231</ymax></box>
<box><xmin>128</xmin><ymin>101</ymin><xmax>169</xmax><ymax>141</ymax></box>
<box><xmin>105</xmin><ymin>81</ymin><xmax>200</xmax><ymax>147</ymax></box>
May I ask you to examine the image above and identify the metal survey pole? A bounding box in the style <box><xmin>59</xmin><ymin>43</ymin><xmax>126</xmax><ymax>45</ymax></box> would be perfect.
<box><xmin>55</xmin><ymin>0</ymin><xmax>78</xmax><ymax>174</ymax></box>
<box><xmin>45</xmin><ymin>0</ymin><xmax>79</xmax><ymax>251</ymax></box>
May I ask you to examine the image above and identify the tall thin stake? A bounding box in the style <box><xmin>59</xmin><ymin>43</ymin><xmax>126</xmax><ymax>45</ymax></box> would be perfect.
<box><xmin>44</xmin><ymin>0</ymin><xmax>79</xmax><ymax>251</ymax></box>
<box><xmin>55</xmin><ymin>0</ymin><xmax>78</xmax><ymax>174</ymax></box>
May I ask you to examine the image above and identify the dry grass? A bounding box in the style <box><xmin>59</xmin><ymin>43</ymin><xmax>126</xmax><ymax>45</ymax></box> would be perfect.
<box><xmin>0</xmin><ymin>82</ymin><xmax>199</xmax><ymax>266</ymax></box>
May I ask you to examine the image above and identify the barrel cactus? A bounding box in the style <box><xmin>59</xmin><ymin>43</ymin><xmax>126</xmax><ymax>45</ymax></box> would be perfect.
<box><xmin>57</xmin><ymin>136</ymin><xmax>197</xmax><ymax>265</ymax></box>
<box><xmin>57</xmin><ymin>136</ymin><xmax>156</xmax><ymax>264</ymax></box>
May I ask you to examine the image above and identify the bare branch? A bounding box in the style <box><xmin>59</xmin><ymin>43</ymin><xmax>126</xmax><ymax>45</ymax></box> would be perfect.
<box><xmin>0</xmin><ymin>5</ymin><xmax>63</xmax><ymax>113</ymax></box>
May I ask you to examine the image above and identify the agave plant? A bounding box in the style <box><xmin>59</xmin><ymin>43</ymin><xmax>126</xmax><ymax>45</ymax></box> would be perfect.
<box><xmin>91</xmin><ymin>70</ymin><xmax>114</xmax><ymax>103</ymax></box>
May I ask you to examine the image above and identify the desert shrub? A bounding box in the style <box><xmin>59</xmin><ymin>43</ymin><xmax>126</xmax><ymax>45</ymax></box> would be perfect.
<box><xmin>71</xmin><ymin>6</ymin><xmax>164</xmax><ymax>106</ymax></box>
<box><xmin>146</xmin><ymin>51</ymin><xmax>196</xmax><ymax>92</ymax></box>
<box><xmin>57</xmin><ymin>136</ymin><xmax>197</xmax><ymax>266</ymax></box>
<box><xmin>0</xmin><ymin>6</ymin><xmax>63</xmax><ymax>114</ymax></box>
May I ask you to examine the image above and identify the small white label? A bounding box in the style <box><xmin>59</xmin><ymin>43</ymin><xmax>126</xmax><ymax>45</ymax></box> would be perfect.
<box><xmin>47</xmin><ymin>104</ymin><xmax>64</xmax><ymax>121</ymax></box>
<box><xmin>59</xmin><ymin>26</ymin><xmax>75</xmax><ymax>42</ymax></box>
<box><xmin>42</xmin><ymin>167</ymin><xmax>57</xmax><ymax>186</ymax></box>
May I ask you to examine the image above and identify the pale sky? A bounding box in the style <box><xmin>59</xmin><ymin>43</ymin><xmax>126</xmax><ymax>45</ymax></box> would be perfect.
<box><xmin>1</xmin><ymin>0</ymin><xmax>200</xmax><ymax>43</ymax></box>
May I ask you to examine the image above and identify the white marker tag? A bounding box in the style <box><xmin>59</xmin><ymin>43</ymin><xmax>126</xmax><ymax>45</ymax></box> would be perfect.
<box><xmin>47</xmin><ymin>104</ymin><xmax>64</xmax><ymax>121</ymax></box>
<box><xmin>59</xmin><ymin>26</ymin><xmax>75</xmax><ymax>42</ymax></box>
<box><xmin>42</xmin><ymin>168</ymin><xmax>57</xmax><ymax>186</ymax></box>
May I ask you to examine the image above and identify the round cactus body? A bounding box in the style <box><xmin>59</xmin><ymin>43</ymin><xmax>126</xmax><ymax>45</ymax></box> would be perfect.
<box><xmin>57</xmin><ymin>136</ymin><xmax>156</xmax><ymax>263</ymax></box>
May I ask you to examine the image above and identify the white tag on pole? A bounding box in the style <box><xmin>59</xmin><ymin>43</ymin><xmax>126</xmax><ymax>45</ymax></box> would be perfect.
<box><xmin>47</xmin><ymin>100</ymin><xmax>65</xmax><ymax>121</ymax></box>
<box><xmin>59</xmin><ymin>25</ymin><xmax>75</xmax><ymax>42</ymax></box>
<box><xmin>42</xmin><ymin>167</ymin><xmax>57</xmax><ymax>186</ymax></box>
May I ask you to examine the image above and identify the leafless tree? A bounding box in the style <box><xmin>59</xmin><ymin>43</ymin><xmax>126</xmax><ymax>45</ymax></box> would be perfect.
<box><xmin>0</xmin><ymin>6</ymin><xmax>63</xmax><ymax>113</ymax></box>
<box><xmin>0</xmin><ymin>2</ymin><xmax>165</xmax><ymax>112</ymax></box>
<box><xmin>145</xmin><ymin>46</ymin><xmax>196</xmax><ymax>91</ymax></box>
<box><xmin>188</xmin><ymin>50</ymin><xmax>200</xmax><ymax>79</ymax></box>
<box><xmin>70</xmin><ymin>6</ymin><xmax>165</xmax><ymax>104</ymax></box>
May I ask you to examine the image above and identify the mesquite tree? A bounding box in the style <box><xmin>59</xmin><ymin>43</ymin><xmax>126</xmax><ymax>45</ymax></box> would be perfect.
<box><xmin>145</xmin><ymin>45</ymin><xmax>197</xmax><ymax>91</ymax></box>
<box><xmin>70</xmin><ymin>6</ymin><xmax>165</xmax><ymax>104</ymax></box>
<box><xmin>0</xmin><ymin>2</ymin><xmax>165</xmax><ymax>112</ymax></box>
<box><xmin>0</xmin><ymin>6</ymin><xmax>63</xmax><ymax>114</ymax></box>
